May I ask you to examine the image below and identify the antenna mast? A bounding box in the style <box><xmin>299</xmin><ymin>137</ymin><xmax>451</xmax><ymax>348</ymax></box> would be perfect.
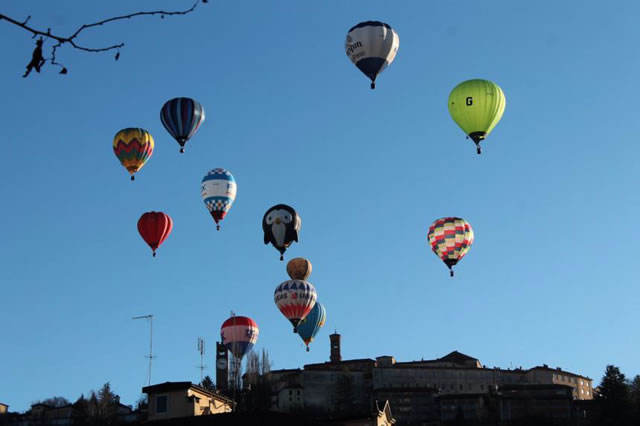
<box><xmin>132</xmin><ymin>314</ymin><xmax>154</xmax><ymax>386</ymax></box>
<box><xmin>197</xmin><ymin>337</ymin><xmax>207</xmax><ymax>384</ymax></box>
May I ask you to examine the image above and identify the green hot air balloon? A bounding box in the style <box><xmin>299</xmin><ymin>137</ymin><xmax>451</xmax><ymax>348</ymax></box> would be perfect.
<box><xmin>448</xmin><ymin>79</ymin><xmax>506</xmax><ymax>154</ymax></box>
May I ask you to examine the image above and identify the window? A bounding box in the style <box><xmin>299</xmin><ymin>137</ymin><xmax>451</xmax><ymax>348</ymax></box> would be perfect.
<box><xmin>480</xmin><ymin>384</ymin><xmax>484</xmax><ymax>390</ymax></box>
<box><xmin>580</xmin><ymin>380</ymin><xmax>583</xmax><ymax>386</ymax></box>
<box><xmin>459</xmin><ymin>384</ymin><xmax>463</xmax><ymax>390</ymax></box>
<box><xmin>156</xmin><ymin>396</ymin><xmax>167</xmax><ymax>413</ymax></box>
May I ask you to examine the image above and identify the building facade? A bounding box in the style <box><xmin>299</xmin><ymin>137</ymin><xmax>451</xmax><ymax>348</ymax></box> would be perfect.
<box><xmin>142</xmin><ymin>382</ymin><xmax>234</xmax><ymax>421</ymax></box>
<box><xmin>240</xmin><ymin>333</ymin><xmax>593</xmax><ymax>425</ymax></box>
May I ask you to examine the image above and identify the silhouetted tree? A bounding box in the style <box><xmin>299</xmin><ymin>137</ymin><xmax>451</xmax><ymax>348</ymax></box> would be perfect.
<box><xmin>201</xmin><ymin>375</ymin><xmax>215</xmax><ymax>392</ymax></box>
<box><xmin>0</xmin><ymin>1</ymin><xmax>206</xmax><ymax>76</ymax></box>
<box><xmin>32</xmin><ymin>396</ymin><xmax>69</xmax><ymax>407</ymax></box>
<box><xmin>594</xmin><ymin>365</ymin><xmax>632</xmax><ymax>425</ymax></box>
<box><xmin>631</xmin><ymin>375</ymin><xmax>640</xmax><ymax>421</ymax></box>
<box><xmin>135</xmin><ymin>394</ymin><xmax>148</xmax><ymax>411</ymax></box>
<box><xmin>240</xmin><ymin>350</ymin><xmax>273</xmax><ymax>411</ymax></box>
<box><xmin>97</xmin><ymin>382</ymin><xmax>119</xmax><ymax>420</ymax></box>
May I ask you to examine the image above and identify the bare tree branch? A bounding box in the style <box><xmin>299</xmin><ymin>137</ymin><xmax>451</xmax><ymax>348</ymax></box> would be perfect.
<box><xmin>0</xmin><ymin>0</ymin><xmax>203</xmax><ymax>77</ymax></box>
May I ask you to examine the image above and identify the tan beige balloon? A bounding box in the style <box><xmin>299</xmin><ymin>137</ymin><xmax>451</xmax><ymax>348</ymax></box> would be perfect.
<box><xmin>286</xmin><ymin>257</ymin><xmax>312</xmax><ymax>280</ymax></box>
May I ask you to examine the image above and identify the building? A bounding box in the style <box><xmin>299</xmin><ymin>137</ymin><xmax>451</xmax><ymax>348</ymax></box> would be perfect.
<box><xmin>498</xmin><ymin>384</ymin><xmax>575</xmax><ymax>422</ymax></box>
<box><xmin>239</xmin><ymin>332</ymin><xmax>593</xmax><ymax>425</ymax></box>
<box><xmin>0</xmin><ymin>403</ymin><xmax>7</xmax><ymax>415</ymax></box>
<box><xmin>325</xmin><ymin>400</ymin><xmax>396</xmax><ymax>426</ymax></box>
<box><xmin>142</xmin><ymin>382</ymin><xmax>234</xmax><ymax>421</ymax></box>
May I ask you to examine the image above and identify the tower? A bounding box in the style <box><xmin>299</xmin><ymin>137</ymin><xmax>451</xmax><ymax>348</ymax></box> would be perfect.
<box><xmin>330</xmin><ymin>332</ymin><xmax>341</xmax><ymax>363</ymax></box>
<box><xmin>216</xmin><ymin>342</ymin><xmax>229</xmax><ymax>391</ymax></box>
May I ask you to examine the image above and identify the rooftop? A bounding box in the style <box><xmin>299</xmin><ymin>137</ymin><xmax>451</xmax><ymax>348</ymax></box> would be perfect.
<box><xmin>142</xmin><ymin>382</ymin><xmax>234</xmax><ymax>405</ymax></box>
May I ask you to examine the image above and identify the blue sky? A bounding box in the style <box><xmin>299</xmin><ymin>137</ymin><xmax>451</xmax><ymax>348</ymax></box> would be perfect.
<box><xmin>1</xmin><ymin>0</ymin><xmax>639</xmax><ymax>412</ymax></box>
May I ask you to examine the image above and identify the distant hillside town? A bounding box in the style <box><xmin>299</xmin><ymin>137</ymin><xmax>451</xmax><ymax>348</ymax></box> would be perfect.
<box><xmin>3</xmin><ymin>331</ymin><xmax>607</xmax><ymax>425</ymax></box>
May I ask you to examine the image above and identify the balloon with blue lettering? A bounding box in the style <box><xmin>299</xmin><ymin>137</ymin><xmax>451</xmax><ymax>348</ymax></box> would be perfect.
<box><xmin>345</xmin><ymin>21</ymin><xmax>399</xmax><ymax>89</ymax></box>
<box><xmin>201</xmin><ymin>168</ymin><xmax>237</xmax><ymax>230</ymax></box>
<box><xmin>160</xmin><ymin>97</ymin><xmax>205</xmax><ymax>153</ymax></box>
<box><xmin>220</xmin><ymin>315</ymin><xmax>259</xmax><ymax>359</ymax></box>
<box><xmin>297</xmin><ymin>301</ymin><xmax>326</xmax><ymax>352</ymax></box>
<box><xmin>274</xmin><ymin>279</ymin><xmax>317</xmax><ymax>333</ymax></box>
<box><xmin>263</xmin><ymin>204</ymin><xmax>301</xmax><ymax>261</ymax></box>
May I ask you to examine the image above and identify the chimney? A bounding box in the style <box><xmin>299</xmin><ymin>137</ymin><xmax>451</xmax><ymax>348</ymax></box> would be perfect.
<box><xmin>330</xmin><ymin>333</ymin><xmax>341</xmax><ymax>363</ymax></box>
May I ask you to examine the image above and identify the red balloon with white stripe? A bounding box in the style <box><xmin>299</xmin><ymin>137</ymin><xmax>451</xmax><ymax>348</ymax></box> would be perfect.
<box><xmin>274</xmin><ymin>279</ymin><xmax>317</xmax><ymax>333</ymax></box>
<box><xmin>220</xmin><ymin>315</ymin><xmax>259</xmax><ymax>359</ymax></box>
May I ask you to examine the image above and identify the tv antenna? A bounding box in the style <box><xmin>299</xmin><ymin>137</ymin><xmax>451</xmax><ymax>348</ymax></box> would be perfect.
<box><xmin>197</xmin><ymin>337</ymin><xmax>207</xmax><ymax>384</ymax></box>
<box><xmin>132</xmin><ymin>314</ymin><xmax>155</xmax><ymax>386</ymax></box>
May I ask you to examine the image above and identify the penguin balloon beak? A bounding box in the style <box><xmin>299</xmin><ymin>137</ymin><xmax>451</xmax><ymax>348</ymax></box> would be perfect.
<box><xmin>275</xmin><ymin>218</ymin><xmax>282</xmax><ymax>224</ymax></box>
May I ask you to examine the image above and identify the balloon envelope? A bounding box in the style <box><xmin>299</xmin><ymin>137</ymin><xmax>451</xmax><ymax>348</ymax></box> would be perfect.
<box><xmin>201</xmin><ymin>168</ymin><xmax>237</xmax><ymax>230</ymax></box>
<box><xmin>274</xmin><ymin>279</ymin><xmax>317</xmax><ymax>332</ymax></box>
<box><xmin>263</xmin><ymin>204</ymin><xmax>301</xmax><ymax>260</ymax></box>
<box><xmin>448</xmin><ymin>79</ymin><xmax>506</xmax><ymax>153</ymax></box>
<box><xmin>137</xmin><ymin>212</ymin><xmax>173</xmax><ymax>256</ymax></box>
<box><xmin>220</xmin><ymin>316</ymin><xmax>259</xmax><ymax>359</ymax></box>
<box><xmin>287</xmin><ymin>257</ymin><xmax>312</xmax><ymax>280</ymax></box>
<box><xmin>113</xmin><ymin>128</ymin><xmax>154</xmax><ymax>180</ymax></box>
<box><xmin>345</xmin><ymin>21</ymin><xmax>399</xmax><ymax>89</ymax></box>
<box><xmin>160</xmin><ymin>97</ymin><xmax>205</xmax><ymax>152</ymax></box>
<box><xmin>297</xmin><ymin>301</ymin><xmax>326</xmax><ymax>350</ymax></box>
<box><xmin>427</xmin><ymin>217</ymin><xmax>474</xmax><ymax>276</ymax></box>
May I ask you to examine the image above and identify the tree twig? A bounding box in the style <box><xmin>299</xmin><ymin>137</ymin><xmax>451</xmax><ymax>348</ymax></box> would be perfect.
<box><xmin>0</xmin><ymin>0</ymin><xmax>203</xmax><ymax>77</ymax></box>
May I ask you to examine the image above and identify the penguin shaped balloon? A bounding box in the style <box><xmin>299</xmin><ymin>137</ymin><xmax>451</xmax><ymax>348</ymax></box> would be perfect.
<box><xmin>263</xmin><ymin>204</ymin><xmax>301</xmax><ymax>261</ymax></box>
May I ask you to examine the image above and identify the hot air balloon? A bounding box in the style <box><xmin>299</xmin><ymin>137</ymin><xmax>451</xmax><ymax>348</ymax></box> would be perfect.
<box><xmin>263</xmin><ymin>204</ymin><xmax>301</xmax><ymax>261</ymax></box>
<box><xmin>160</xmin><ymin>97</ymin><xmax>205</xmax><ymax>153</ymax></box>
<box><xmin>274</xmin><ymin>279</ymin><xmax>317</xmax><ymax>333</ymax></box>
<box><xmin>113</xmin><ymin>128</ymin><xmax>154</xmax><ymax>181</ymax></box>
<box><xmin>427</xmin><ymin>217</ymin><xmax>474</xmax><ymax>277</ymax></box>
<box><xmin>297</xmin><ymin>301</ymin><xmax>326</xmax><ymax>352</ymax></box>
<box><xmin>201</xmin><ymin>168</ymin><xmax>237</xmax><ymax>231</ymax></box>
<box><xmin>220</xmin><ymin>315</ymin><xmax>259</xmax><ymax>360</ymax></box>
<box><xmin>345</xmin><ymin>21</ymin><xmax>399</xmax><ymax>89</ymax></box>
<box><xmin>448</xmin><ymin>79</ymin><xmax>506</xmax><ymax>154</ymax></box>
<box><xmin>137</xmin><ymin>211</ymin><xmax>173</xmax><ymax>257</ymax></box>
<box><xmin>287</xmin><ymin>257</ymin><xmax>312</xmax><ymax>281</ymax></box>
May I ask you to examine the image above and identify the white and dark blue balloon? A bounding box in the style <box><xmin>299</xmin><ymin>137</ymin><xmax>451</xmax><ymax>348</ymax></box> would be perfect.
<box><xmin>263</xmin><ymin>204</ymin><xmax>301</xmax><ymax>261</ymax></box>
<box><xmin>201</xmin><ymin>168</ymin><xmax>236</xmax><ymax>230</ymax></box>
<box><xmin>345</xmin><ymin>21</ymin><xmax>399</xmax><ymax>89</ymax></box>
